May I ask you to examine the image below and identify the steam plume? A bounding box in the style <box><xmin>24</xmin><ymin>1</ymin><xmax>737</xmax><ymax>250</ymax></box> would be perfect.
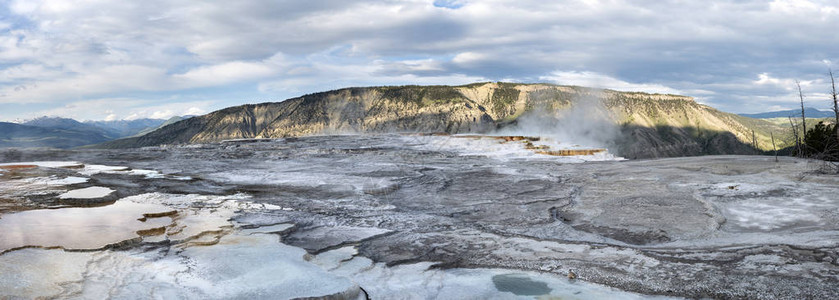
<box><xmin>496</xmin><ymin>91</ymin><xmax>620</xmax><ymax>151</ymax></box>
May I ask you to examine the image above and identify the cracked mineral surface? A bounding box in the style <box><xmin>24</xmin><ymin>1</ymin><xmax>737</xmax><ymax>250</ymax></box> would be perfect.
<box><xmin>0</xmin><ymin>134</ymin><xmax>837</xmax><ymax>299</ymax></box>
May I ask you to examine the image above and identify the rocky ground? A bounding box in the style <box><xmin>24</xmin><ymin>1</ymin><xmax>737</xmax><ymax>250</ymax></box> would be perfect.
<box><xmin>1</xmin><ymin>134</ymin><xmax>837</xmax><ymax>299</ymax></box>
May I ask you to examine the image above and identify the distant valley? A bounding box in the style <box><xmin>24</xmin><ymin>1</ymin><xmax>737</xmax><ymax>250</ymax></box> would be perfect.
<box><xmin>0</xmin><ymin>116</ymin><xmax>188</xmax><ymax>149</ymax></box>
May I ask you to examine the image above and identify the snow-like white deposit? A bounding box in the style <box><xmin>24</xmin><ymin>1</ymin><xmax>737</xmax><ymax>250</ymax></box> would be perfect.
<box><xmin>0</xmin><ymin>248</ymin><xmax>93</xmax><ymax>298</ymax></box>
<box><xmin>0</xmin><ymin>180</ymin><xmax>670</xmax><ymax>299</ymax></box>
<box><xmin>0</xmin><ymin>235</ymin><xmax>360</xmax><ymax>299</ymax></box>
<box><xmin>78</xmin><ymin>164</ymin><xmax>130</xmax><ymax>175</ymax></box>
<box><xmin>0</xmin><ymin>227</ymin><xmax>671</xmax><ymax>300</ymax></box>
<box><xmin>175</xmin><ymin>234</ymin><xmax>359</xmax><ymax>299</ymax></box>
<box><xmin>57</xmin><ymin>186</ymin><xmax>114</xmax><ymax>199</ymax></box>
<box><xmin>0</xmin><ymin>190</ymin><xmax>364</xmax><ymax>299</ymax></box>
<box><xmin>78</xmin><ymin>164</ymin><xmax>166</xmax><ymax>179</ymax></box>
<box><xmin>121</xmin><ymin>193</ymin><xmax>287</xmax><ymax>243</ymax></box>
<box><xmin>403</xmin><ymin>135</ymin><xmax>624</xmax><ymax>162</ymax></box>
<box><xmin>3</xmin><ymin>138</ymin><xmax>838</xmax><ymax>299</ymax></box>
<box><xmin>313</xmin><ymin>246</ymin><xmax>671</xmax><ymax>299</ymax></box>
<box><xmin>127</xmin><ymin>169</ymin><xmax>165</xmax><ymax>179</ymax></box>
<box><xmin>46</xmin><ymin>176</ymin><xmax>88</xmax><ymax>185</ymax></box>
<box><xmin>14</xmin><ymin>176</ymin><xmax>89</xmax><ymax>186</ymax></box>
<box><xmin>690</xmin><ymin>181</ymin><xmax>839</xmax><ymax>234</ymax></box>
<box><xmin>209</xmin><ymin>160</ymin><xmax>400</xmax><ymax>199</ymax></box>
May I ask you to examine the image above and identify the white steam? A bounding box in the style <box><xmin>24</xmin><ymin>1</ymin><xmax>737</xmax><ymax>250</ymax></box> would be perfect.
<box><xmin>496</xmin><ymin>92</ymin><xmax>620</xmax><ymax>150</ymax></box>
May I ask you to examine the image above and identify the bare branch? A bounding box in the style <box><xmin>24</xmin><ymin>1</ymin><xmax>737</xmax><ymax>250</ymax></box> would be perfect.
<box><xmin>797</xmin><ymin>80</ymin><xmax>806</xmax><ymax>136</ymax></box>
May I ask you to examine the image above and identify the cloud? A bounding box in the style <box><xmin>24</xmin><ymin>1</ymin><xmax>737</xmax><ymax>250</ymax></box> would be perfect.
<box><xmin>11</xmin><ymin>97</ymin><xmax>218</xmax><ymax>121</ymax></box>
<box><xmin>540</xmin><ymin>71</ymin><xmax>683</xmax><ymax>95</ymax></box>
<box><xmin>1</xmin><ymin>0</ymin><xmax>838</xmax><ymax>120</ymax></box>
<box><xmin>452</xmin><ymin>52</ymin><xmax>487</xmax><ymax>65</ymax></box>
<box><xmin>0</xmin><ymin>64</ymin><xmax>64</xmax><ymax>82</ymax></box>
<box><xmin>173</xmin><ymin>58</ymin><xmax>282</xmax><ymax>87</ymax></box>
<box><xmin>257</xmin><ymin>56</ymin><xmax>485</xmax><ymax>95</ymax></box>
<box><xmin>753</xmin><ymin>72</ymin><xmax>816</xmax><ymax>90</ymax></box>
<box><xmin>184</xmin><ymin>107</ymin><xmax>205</xmax><ymax>116</ymax></box>
<box><xmin>0</xmin><ymin>65</ymin><xmax>169</xmax><ymax>103</ymax></box>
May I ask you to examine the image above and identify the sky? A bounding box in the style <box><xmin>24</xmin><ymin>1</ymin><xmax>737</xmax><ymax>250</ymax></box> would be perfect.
<box><xmin>0</xmin><ymin>0</ymin><xmax>837</xmax><ymax>122</ymax></box>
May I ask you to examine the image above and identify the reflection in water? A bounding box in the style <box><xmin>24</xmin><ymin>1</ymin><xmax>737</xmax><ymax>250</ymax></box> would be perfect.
<box><xmin>0</xmin><ymin>201</ymin><xmax>173</xmax><ymax>252</ymax></box>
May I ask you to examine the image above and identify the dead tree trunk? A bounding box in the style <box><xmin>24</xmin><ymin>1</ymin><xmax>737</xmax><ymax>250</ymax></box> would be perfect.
<box><xmin>797</xmin><ymin>80</ymin><xmax>807</xmax><ymax>156</ymax></box>
<box><xmin>789</xmin><ymin>116</ymin><xmax>801</xmax><ymax>157</ymax></box>
<box><xmin>771</xmin><ymin>131</ymin><xmax>778</xmax><ymax>162</ymax></box>
<box><xmin>831</xmin><ymin>69</ymin><xmax>838</xmax><ymax>126</ymax></box>
<box><xmin>830</xmin><ymin>69</ymin><xmax>838</xmax><ymax>149</ymax></box>
<box><xmin>797</xmin><ymin>80</ymin><xmax>807</xmax><ymax>135</ymax></box>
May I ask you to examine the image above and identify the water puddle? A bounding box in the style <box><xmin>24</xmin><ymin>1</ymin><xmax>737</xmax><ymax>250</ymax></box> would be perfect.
<box><xmin>0</xmin><ymin>201</ymin><xmax>174</xmax><ymax>252</ymax></box>
<box><xmin>58</xmin><ymin>186</ymin><xmax>114</xmax><ymax>199</ymax></box>
<box><xmin>492</xmin><ymin>273</ymin><xmax>552</xmax><ymax>296</ymax></box>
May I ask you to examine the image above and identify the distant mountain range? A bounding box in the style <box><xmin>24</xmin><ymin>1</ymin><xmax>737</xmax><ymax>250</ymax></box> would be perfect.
<box><xmin>0</xmin><ymin>122</ymin><xmax>111</xmax><ymax>149</ymax></box>
<box><xmin>132</xmin><ymin>116</ymin><xmax>193</xmax><ymax>137</ymax></box>
<box><xmin>0</xmin><ymin>117</ymin><xmax>176</xmax><ymax>149</ymax></box>
<box><xmin>98</xmin><ymin>82</ymin><xmax>794</xmax><ymax>159</ymax></box>
<box><xmin>86</xmin><ymin>119</ymin><xmax>168</xmax><ymax>138</ymax></box>
<box><xmin>739</xmin><ymin>107</ymin><xmax>835</xmax><ymax>119</ymax></box>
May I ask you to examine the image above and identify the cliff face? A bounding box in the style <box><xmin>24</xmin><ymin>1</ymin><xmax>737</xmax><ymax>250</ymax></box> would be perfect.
<box><xmin>604</xmin><ymin>91</ymin><xmax>791</xmax><ymax>158</ymax></box>
<box><xmin>254</xmin><ymin>87</ymin><xmax>495</xmax><ymax>139</ymax></box>
<box><xmin>101</xmin><ymin>83</ymin><xmax>790</xmax><ymax>158</ymax></box>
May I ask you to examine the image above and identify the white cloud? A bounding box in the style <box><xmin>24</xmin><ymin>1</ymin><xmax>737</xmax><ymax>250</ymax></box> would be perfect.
<box><xmin>119</xmin><ymin>101</ymin><xmax>218</xmax><ymax>121</ymax></box>
<box><xmin>0</xmin><ymin>65</ymin><xmax>169</xmax><ymax>103</ymax></box>
<box><xmin>0</xmin><ymin>57</ymin><xmax>284</xmax><ymax>103</ymax></box>
<box><xmin>0</xmin><ymin>64</ymin><xmax>64</xmax><ymax>82</ymax></box>
<box><xmin>540</xmin><ymin>71</ymin><xmax>682</xmax><ymax>95</ymax></box>
<box><xmin>452</xmin><ymin>52</ymin><xmax>487</xmax><ymax>65</ymax></box>
<box><xmin>16</xmin><ymin>98</ymin><xmax>218</xmax><ymax>121</ymax></box>
<box><xmin>148</xmin><ymin>110</ymin><xmax>174</xmax><ymax>119</ymax></box>
<box><xmin>753</xmin><ymin>72</ymin><xmax>817</xmax><ymax>92</ymax></box>
<box><xmin>258</xmin><ymin>59</ymin><xmax>485</xmax><ymax>95</ymax></box>
<box><xmin>769</xmin><ymin>0</ymin><xmax>823</xmax><ymax>14</ymax></box>
<box><xmin>2</xmin><ymin>0</ymin><xmax>839</xmax><ymax>119</ymax></box>
<box><xmin>184</xmin><ymin>107</ymin><xmax>205</xmax><ymax>116</ymax></box>
<box><xmin>754</xmin><ymin>73</ymin><xmax>794</xmax><ymax>87</ymax></box>
<box><xmin>174</xmin><ymin>60</ymin><xmax>278</xmax><ymax>87</ymax></box>
<box><xmin>133</xmin><ymin>106</ymin><xmax>203</xmax><ymax>119</ymax></box>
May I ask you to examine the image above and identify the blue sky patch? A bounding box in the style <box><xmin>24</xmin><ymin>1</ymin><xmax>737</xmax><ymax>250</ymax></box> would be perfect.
<box><xmin>433</xmin><ymin>0</ymin><xmax>464</xmax><ymax>9</ymax></box>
